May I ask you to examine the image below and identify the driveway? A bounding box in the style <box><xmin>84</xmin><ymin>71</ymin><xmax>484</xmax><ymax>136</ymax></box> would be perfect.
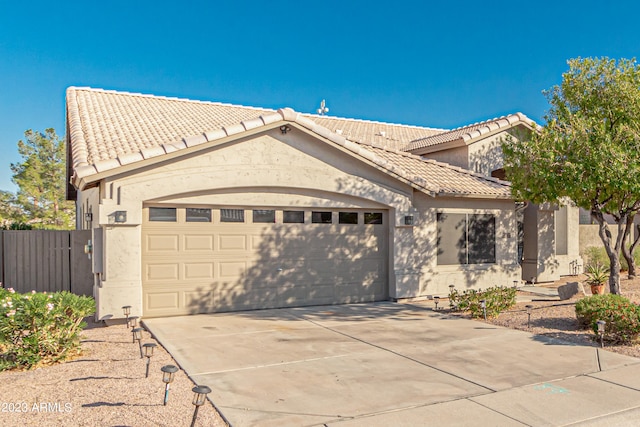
<box><xmin>144</xmin><ymin>302</ymin><xmax>640</xmax><ymax>426</ymax></box>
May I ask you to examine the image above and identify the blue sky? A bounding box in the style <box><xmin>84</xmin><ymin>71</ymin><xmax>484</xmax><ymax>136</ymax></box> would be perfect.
<box><xmin>1</xmin><ymin>1</ymin><xmax>639</xmax><ymax>192</ymax></box>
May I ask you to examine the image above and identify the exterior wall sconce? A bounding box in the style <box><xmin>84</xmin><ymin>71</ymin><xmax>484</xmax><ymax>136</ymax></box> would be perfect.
<box><xmin>191</xmin><ymin>385</ymin><xmax>212</xmax><ymax>427</ymax></box>
<box><xmin>404</xmin><ymin>215</ymin><xmax>414</xmax><ymax>226</ymax></box>
<box><xmin>280</xmin><ymin>125</ymin><xmax>291</xmax><ymax>134</ymax></box>
<box><xmin>114</xmin><ymin>211</ymin><xmax>127</xmax><ymax>223</ymax></box>
<box><xmin>84</xmin><ymin>212</ymin><xmax>93</xmax><ymax>222</ymax></box>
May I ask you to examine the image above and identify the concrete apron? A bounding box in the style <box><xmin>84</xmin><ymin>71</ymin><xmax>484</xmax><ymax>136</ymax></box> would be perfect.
<box><xmin>144</xmin><ymin>302</ymin><xmax>640</xmax><ymax>427</ymax></box>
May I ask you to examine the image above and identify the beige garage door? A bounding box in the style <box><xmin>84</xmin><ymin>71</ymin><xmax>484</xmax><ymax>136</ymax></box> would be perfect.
<box><xmin>142</xmin><ymin>207</ymin><xmax>388</xmax><ymax>317</ymax></box>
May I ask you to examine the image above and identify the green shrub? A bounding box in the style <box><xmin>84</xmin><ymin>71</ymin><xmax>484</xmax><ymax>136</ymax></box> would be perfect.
<box><xmin>0</xmin><ymin>288</ymin><xmax>95</xmax><ymax>370</ymax></box>
<box><xmin>575</xmin><ymin>294</ymin><xmax>640</xmax><ymax>344</ymax></box>
<box><xmin>582</xmin><ymin>245</ymin><xmax>640</xmax><ymax>273</ymax></box>
<box><xmin>449</xmin><ymin>286</ymin><xmax>517</xmax><ymax>318</ymax></box>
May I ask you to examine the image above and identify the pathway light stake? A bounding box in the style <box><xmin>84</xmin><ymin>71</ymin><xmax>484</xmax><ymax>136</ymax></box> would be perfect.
<box><xmin>525</xmin><ymin>305</ymin><xmax>534</xmax><ymax>328</ymax></box>
<box><xmin>143</xmin><ymin>343</ymin><xmax>157</xmax><ymax>378</ymax></box>
<box><xmin>132</xmin><ymin>327</ymin><xmax>144</xmax><ymax>354</ymax></box>
<box><xmin>597</xmin><ymin>320</ymin><xmax>606</xmax><ymax>348</ymax></box>
<box><xmin>129</xmin><ymin>316</ymin><xmax>139</xmax><ymax>329</ymax></box>
<box><xmin>433</xmin><ymin>296</ymin><xmax>440</xmax><ymax>311</ymax></box>
<box><xmin>161</xmin><ymin>365</ymin><xmax>179</xmax><ymax>405</ymax></box>
<box><xmin>480</xmin><ymin>299</ymin><xmax>487</xmax><ymax>320</ymax></box>
<box><xmin>122</xmin><ymin>305</ymin><xmax>132</xmax><ymax>327</ymax></box>
<box><xmin>513</xmin><ymin>280</ymin><xmax>519</xmax><ymax>289</ymax></box>
<box><xmin>449</xmin><ymin>284</ymin><xmax>456</xmax><ymax>309</ymax></box>
<box><xmin>190</xmin><ymin>385</ymin><xmax>212</xmax><ymax>427</ymax></box>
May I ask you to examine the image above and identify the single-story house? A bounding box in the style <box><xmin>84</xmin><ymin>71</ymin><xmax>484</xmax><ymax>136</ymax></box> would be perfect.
<box><xmin>65</xmin><ymin>87</ymin><xmax>579</xmax><ymax>320</ymax></box>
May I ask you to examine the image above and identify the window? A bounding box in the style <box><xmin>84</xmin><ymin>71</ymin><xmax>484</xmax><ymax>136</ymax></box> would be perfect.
<box><xmin>149</xmin><ymin>207</ymin><xmax>177</xmax><ymax>222</ymax></box>
<box><xmin>220</xmin><ymin>209</ymin><xmax>244</xmax><ymax>223</ymax></box>
<box><xmin>312</xmin><ymin>211</ymin><xmax>332</xmax><ymax>224</ymax></box>
<box><xmin>186</xmin><ymin>208</ymin><xmax>211</xmax><ymax>222</ymax></box>
<box><xmin>339</xmin><ymin>212</ymin><xmax>358</xmax><ymax>224</ymax></box>
<box><xmin>253</xmin><ymin>209</ymin><xmax>275</xmax><ymax>223</ymax></box>
<box><xmin>283</xmin><ymin>210</ymin><xmax>304</xmax><ymax>223</ymax></box>
<box><xmin>364</xmin><ymin>212</ymin><xmax>383</xmax><ymax>225</ymax></box>
<box><xmin>437</xmin><ymin>213</ymin><xmax>495</xmax><ymax>265</ymax></box>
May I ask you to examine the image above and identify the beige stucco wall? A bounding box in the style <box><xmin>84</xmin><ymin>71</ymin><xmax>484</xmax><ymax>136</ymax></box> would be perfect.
<box><xmin>80</xmin><ymin>127</ymin><xmax>521</xmax><ymax>319</ymax></box>
<box><xmin>423</xmin><ymin>146</ymin><xmax>469</xmax><ymax>169</ymax></box>
<box><xmin>410</xmin><ymin>193</ymin><xmax>521</xmax><ymax>297</ymax></box>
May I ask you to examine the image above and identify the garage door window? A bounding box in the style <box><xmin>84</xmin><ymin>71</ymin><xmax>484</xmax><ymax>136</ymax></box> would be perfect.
<box><xmin>149</xmin><ymin>207</ymin><xmax>177</xmax><ymax>222</ymax></box>
<box><xmin>339</xmin><ymin>212</ymin><xmax>358</xmax><ymax>224</ymax></box>
<box><xmin>312</xmin><ymin>211</ymin><xmax>332</xmax><ymax>224</ymax></box>
<box><xmin>253</xmin><ymin>209</ymin><xmax>275</xmax><ymax>223</ymax></box>
<box><xmin>283</xmin><ymin>210</ymin><xmax>304</xmax><ymax>223</ymax></box>
<box><xmin>221</xmin><ymin>209</ymin><xmax>244</xmax><ymax>223</ymax></box>
<box><xmin>364</xmin><ymin>212</ymin><xmax>383</xmax><ymax>224</ymax></box>
<box><xmin>186</xmin><ymin>208</ymin><xmax>211</xmax><ymax>222</ymax></box>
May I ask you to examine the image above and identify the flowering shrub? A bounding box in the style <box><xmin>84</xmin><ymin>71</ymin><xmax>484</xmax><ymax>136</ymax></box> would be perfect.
<box><xmin>575</xmin><ymin>294</ymin><xmax>640</xmax><ymax>344</ymax></box>
<box><xmin>449</xmin><ymin>286</ymin><xmax>517</xmax><ymax>318</ymax></box>
<box><xmin>0</xmin><ymin>287</ymin><xmax>95</xmax><ymax>370</ymax></box>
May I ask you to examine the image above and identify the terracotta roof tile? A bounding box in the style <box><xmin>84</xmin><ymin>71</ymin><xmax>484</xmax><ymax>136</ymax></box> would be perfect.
<box><xmin>66</xmin><ymin>87</ymin><xmax>511</xmax><ymax>198</ymax></box>
<box><xmin>404</xmin><ymin>113</ymin><xmax>537</xmax><ymax>152</ymax></box>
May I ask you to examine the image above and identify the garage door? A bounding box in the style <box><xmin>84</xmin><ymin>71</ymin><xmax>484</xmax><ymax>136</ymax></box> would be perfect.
<box><xmin>142</xmin><ymin>206</ymin><xmax>388</xmax><ymax>317</ymax></box>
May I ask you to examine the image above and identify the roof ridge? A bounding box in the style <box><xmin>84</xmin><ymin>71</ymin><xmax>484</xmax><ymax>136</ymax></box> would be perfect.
<box><xmin>67</xmin><ymin>86</ymin><xmax>278</xmax><ymax>114</ymax></box>
<box><xmin>303</xmin><ymin>111</ymin><xmax>448</xmax><ymax>132</ymax></box>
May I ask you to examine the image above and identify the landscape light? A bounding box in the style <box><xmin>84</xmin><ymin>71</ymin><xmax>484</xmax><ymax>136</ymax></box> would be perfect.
<box><xmin>525</xmin><ymin>305</ymin><xmax>534</xmax><ymax>328</ymax></box>
<box><xmin>597</xmin><ymin>320</ymin><xmax>606</xmax><ymax>348</ymax></box>
<box><xmin>433</xmin><ymin>296</ymin><xmax>440</xmax><ymax>311</ymax></box>
<box><xmin>143</xmin><ymin>343</ymin><xmax>157</xmax><ymax>378</ymax></box>
<box><xmin>191</xmin><ymin>385</ymin><xmax>212</xmax><ymax>427</ymax></box>
<box><xmin>122</xmin><ymin>305</ymin><xmax>132</xmax><ymax>327</ymax></box>
<box><xmin>161</xmin><ymin>365</ymin><xmax>179</xmax><ymax>405</ymax></box>
<box><xmin>132</xmin><ymin>327</ymin><xmax>144</xmax><ymax>355</ymax></box>
<box><xmin>480</xmin><ymin>299</ymin><xmax>487</xmax><ymax>320</ymax></box>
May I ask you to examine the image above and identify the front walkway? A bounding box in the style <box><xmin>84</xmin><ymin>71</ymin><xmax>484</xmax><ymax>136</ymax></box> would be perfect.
<box><xmin>145</xmin><ymin>302</ymin><xmax>640</xmax><ymax>426</ymax></box>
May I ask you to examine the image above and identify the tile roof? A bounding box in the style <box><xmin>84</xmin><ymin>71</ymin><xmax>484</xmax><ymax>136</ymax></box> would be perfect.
<box><xmin>66</xmin><ymin>87</ymin><xmax>511</xmax><ymax>198</ymax></box>
<box><xmin>403</xmin><ymin>113</ymin><xmax>537</xmax><ymax>152</ymax></box>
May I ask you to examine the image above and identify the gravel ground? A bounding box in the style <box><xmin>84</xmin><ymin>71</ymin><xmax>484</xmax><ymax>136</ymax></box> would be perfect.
<box><xmin>475</xmin><ymin>274</ymin><xmax>640</xmax><ymax>359</ymax></box>
<box><xmin>0</xmin><ymin>320</ymin><xmax>228</xmax><ymax>427</ymax></box>
<box><xmin>2</xmin><ymin>274</ymin><xmax>639</xmax><ymax>426</ymax></box>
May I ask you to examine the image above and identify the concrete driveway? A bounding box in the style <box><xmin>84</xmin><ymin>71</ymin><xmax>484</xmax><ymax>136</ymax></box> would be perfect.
<box><xmin>144</xmin><ymin>302</ymin><xmax>640</xmax><ymax>426</ymax></box>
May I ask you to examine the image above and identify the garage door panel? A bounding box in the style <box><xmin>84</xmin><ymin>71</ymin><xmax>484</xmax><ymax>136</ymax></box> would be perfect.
<box><xmin>146</xmin><ymin>263</ymin><xmax>179</xmax><ymax>280</ymax></box>
<box><xmin>184</xmin><ymin>289</ymin><xmax>215</xmax><ymax>314</ymax></box>
<box><xmin>146</xmin><ymin>234</ymin><xmax>180</xmax><ymax>252</ymax></box>
<box><xmin>218</xmin><ymin>234</ymin><xmax>247</xmax><ymax>250</ymax></box>
<box><xmin>146</xmin><ymin>291</ymin><xmax>180</xmax><ymax>311</ymax></box>
<box><xmin>184</xmin><ymin>263</ymin><xmax>214</xmax><ymax>279</ymax></box>
<box><xmin>219</xmin><ymin>261</ymin><xmax>248</xmax><ymax>278</ymax></box>
<box><xmin>184</xmin><ymin>235</ymin><xmax>214</xmax><ymax>251</ymax></box>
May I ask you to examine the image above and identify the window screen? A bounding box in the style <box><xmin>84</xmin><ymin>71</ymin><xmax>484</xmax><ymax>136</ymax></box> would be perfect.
<box><xmin>437</xmin><ymin>213</ymin><xmax>495</xmax><ymax>265</ymax></box>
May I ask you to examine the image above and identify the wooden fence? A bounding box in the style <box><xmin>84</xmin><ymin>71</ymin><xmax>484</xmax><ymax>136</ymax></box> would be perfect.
<box><xmin>0</xmin><ymin>230</ymin><xmax>93</xmax><ymax>296</ymax></box>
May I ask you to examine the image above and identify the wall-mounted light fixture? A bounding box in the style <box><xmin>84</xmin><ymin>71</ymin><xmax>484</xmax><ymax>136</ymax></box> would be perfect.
<box><xmin>404</xmin><ymin>215</ymin><xmax>414</xmax><ymax>226</ymax></box>
<box><xmin>280</xmin><ymin>125</ymin><xmax>291</xmax><ymax>134</ymax></box>
<box><xmin>114</xmin><ymin>211</ymin><xmax>127</xmax><ymax>223</ymax></box>
<box><xmin>84</xmin><ymin>212</ymin><xmax>93</xmax><ymax>222</ymax></box>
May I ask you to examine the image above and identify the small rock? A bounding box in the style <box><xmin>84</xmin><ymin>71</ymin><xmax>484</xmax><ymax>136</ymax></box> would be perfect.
<box><xmin>558</xmin><ymin>282</ymin><xmax>585</xmax><ymax>300</ymax></box>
